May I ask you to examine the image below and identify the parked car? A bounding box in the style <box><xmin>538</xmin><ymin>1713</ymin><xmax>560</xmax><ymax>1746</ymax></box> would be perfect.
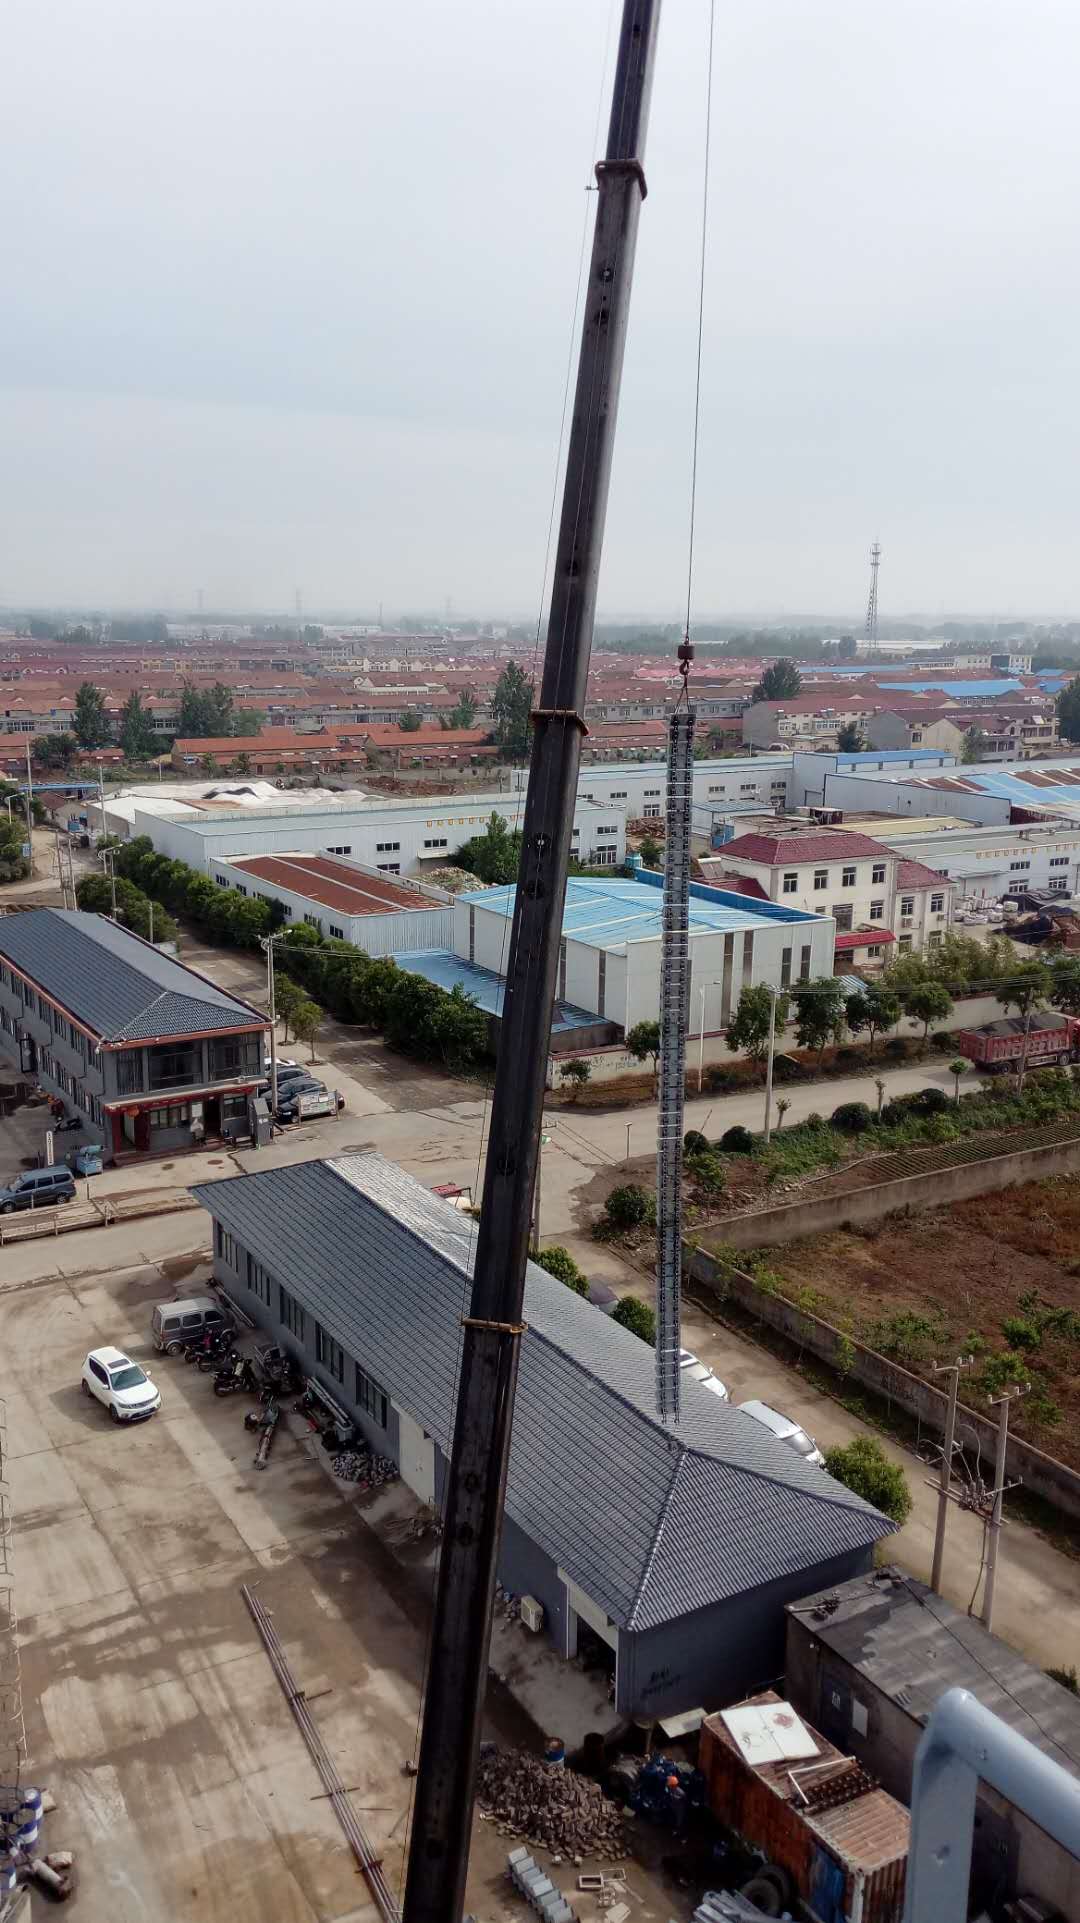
<box><xmin>151</xmin><ymin>1296</ymin><xmax>233</xmax><ymax>1355</ymax></box>
<box><xmin>263</xmin><ymin>1055</ymin><xmax>299</xmax><ymax>1076</ymax></box>
<box><xmin>274</xmin><ymin>1080</ymin><xmax>345</xmax><ymax>1122</ymax></box>
<box><xmin>0</xmin><ymin>1167</ymin><xmax>77</xmax><ymax>1213</ymax></box>
<box><xmin>737</xmin><ymin>1398</ymin><xmax>825</xmax><ymax>1466</ymax></box>
<box><xmin>81</xmin><ymin>1346</ymin><xmax>161</xmax><ymax>1422</ymax></box>
<box><xmin>679</xmin><ymin>1348</ymin><xmax>729</xmax><ymax>1402</ymax></box>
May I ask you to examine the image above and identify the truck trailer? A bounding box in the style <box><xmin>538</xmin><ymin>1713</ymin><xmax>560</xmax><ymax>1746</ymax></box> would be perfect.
<box><xmin>953</xmin><ymin>1011</ymin><xmax>1080</xmax><ymax>1072</ymax></box>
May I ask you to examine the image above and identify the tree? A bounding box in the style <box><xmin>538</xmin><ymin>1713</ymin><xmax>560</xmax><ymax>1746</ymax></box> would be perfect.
<box><xmin>233</xmin><ymin>707</ymin><xmax>263</xmax><ymax>737</ymax></box>
<box><xmin>399</xmin><ymin>708</ymin><xmax>423</xmax><ymax>732</ymax></box>
<box><xmin>73</xmin><ymin>681</ymin><xmax>110</xmax><ymax>748</ymax></box>
<box><xmin>961</xmin><ymin>726</ymin><xmax>988</xmax><ymax>764</ymax></box>
<box><xmin>1050</xmin><ymin>955</ymin><xmax>1080</xmax><ymax>1016</ymax></box>
<box><xmin>904</xmin><ymin>980</ymin><xmax>953</xmax><ymax>1049</ymax></box>
<box><xmin>823</xmin><ymin>1437</ymin><xmax>912</xmax><ymax>1525</ymax></box>
<box><xmin>844</xmin><ymin>984</ymin><xmax>902</xmax><ymax>1055</ymax></box>
<box><xmin>533</xmin><ymin>1245</ymin><xmax>589</xmax><ymax>1295</ymax></box>
<box><xmin>638</xmin><ymin>835</ymin><xmax>662</xmax><ymax>868</ymax></box>
<box><xmin>455</xmin><ymin>811</ymin><xmax>523</xmax><ymax>884</ymax></box>
<box><xmin>836</xmin><ymin>721</ymin><xmax>866</xmax><ymax>753</ymax></box>
<box><xmin>775</xmin><ymin>1097</ymin><xmax>791</xmax><ymax>1130</ymax></box>
<box><xmin>491</xmin><ymin>661</ymin><xmax>534</xmax><ymax>760</ymax></box>
<box><xmin>1057</xmin><ymin>676</ymin><xmax>1080</xmax><ymax>746</ymax></box>
<box><xmin>727</xmin><ymin>984</ymin><xmax>790</xmax><ymax>1064</ymax></box>
<box><xmin>179</xmin><ymin>681</ymin><xmax>210</xmax><ymax>737</ymax></box>
<box><xmin>31</xmin><ymin>733</ymin><xmax>76</xmax><ymax>769</ymax></box>
<box><xmin>611</xmin><ymin>1295</ymin><xmax>656</xmax><ymax>1345</ymax></box>
<box><xmin>996</xmin><ymin>958</ymin><xmax>1052</xmax><ymax>1019</ymax></box>
<box><xmin>447</xmin><ymin>688</ymin><xmax>479</xmax><ymax>729</ymax></box>
<box><xmin>292</xmin><ymin>998</ymin><xmax>323</xmax><ymax>1062</ymax></box>
<box><xmin>119</xmin><ymin>691</ymin><xmax>156</xmax><ymax>761</ymax></box>
<box><xmin>751</xmin><ymin>659</ymin><xmax>802</xmax><ymax>704</ymax></box>
<box><xmin>274</xmin><ymin>973</ymin><xmax>305</xmax><ymax>1042</ymax></box>
<box><xmin>948</xmin><ymin>1058</ymin><xmax>969</xmax><ymax>1104</ymax></box>
<box><xmin>794</xmin><ymin>978</ymin><xmax>845</xmax><ymax>1063</ymax></box>
<box><xmin>234</xmin><ymin>752</ymin><xmax>252</xmax><ymax>775</ymax></box>
<box><xmin>625</xmin><ymin>1020</ymin><xmax>661</xmax><ymax>1078</ymax></box>
<box><xmin>836</xmin><ymin>634</ymin><xmax>858</xmax><ymax>659</ymax></box>
<box><xmin>559</xmin><ymin>1057</ymin><xmax>591</xmax><ymax>1100</ymax></box>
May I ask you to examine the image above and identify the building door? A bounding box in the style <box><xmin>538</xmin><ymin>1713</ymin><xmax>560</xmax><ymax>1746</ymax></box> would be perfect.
<box><xmin>134</xmin><ymin>1110</ymin><xmax>151</xmax><ymax>1152</ymax></box>
<box><xmin>397</xmin><ymin>1409</ymin><xmax>435</xmax><ymax>1505</ymax></box>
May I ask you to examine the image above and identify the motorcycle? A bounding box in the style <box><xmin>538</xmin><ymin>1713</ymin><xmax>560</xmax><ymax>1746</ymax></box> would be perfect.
<box><xmin>213</xmin><ymin>1357</ymin><xmax>258</xmax><ymax>1397</ymax></box>
<box><xmin>185</xmin><ymin>1329</ymin><xmax>234</xmax><ymax>1366</ymax></box>
<box><xmin>200</xmin><ymin>1345</ymin><xmax>239</xmax><ymax>1374</ymax></box>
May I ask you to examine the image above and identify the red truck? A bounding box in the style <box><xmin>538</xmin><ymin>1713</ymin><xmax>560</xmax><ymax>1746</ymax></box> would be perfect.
<box><xmin>953</xmin><ymin>1011</ymin><xmax>1080</xmax><ymax>1072</ymax></box>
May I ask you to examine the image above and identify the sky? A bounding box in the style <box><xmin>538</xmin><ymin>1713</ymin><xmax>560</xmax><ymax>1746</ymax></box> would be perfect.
<box><xmin>3</xmin><ymin>0</ymin><xmax>1079</xmax><ymax>619</ymax></box>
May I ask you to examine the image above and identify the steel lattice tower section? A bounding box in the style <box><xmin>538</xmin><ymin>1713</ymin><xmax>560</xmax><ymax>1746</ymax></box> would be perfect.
<box><xmin>0</xmin><ymin>1401</ymin><xmax>25</xmax><ymax>1798</ymax></box>
<box><xmin>865</xmin><ymin>541</ymin><xmax>881</xmax><ymax>646</ymax></box>
<box><xmin>655</xmin><ymin>706</ymin><xmax>695</xmax><ymax>1422</ymax></box>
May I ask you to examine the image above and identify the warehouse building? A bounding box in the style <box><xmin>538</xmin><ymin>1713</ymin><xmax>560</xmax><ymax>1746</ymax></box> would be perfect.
<box><xmin>193</xmin><ymin>1153</ymin><xmax>892</xmax><ymax>1717</ymax></box>
<box><xmin>0</xmin><ymin>910</ymin><xmax>265</xmax><ymax>1159</ymax></box>
<box><xmin>788</xmin><ymin>748</ymin><xmax>959</xmax><ymax>810</ymax></box>
<box><xmin>442</xmin><ymin>868</ymin><xmax>834</xmax><ymax>1033</ymax></box>
<box><xmin>207</xmin><ymin>854</ymin><xmax>455</xmax><ymax>956</ymax></box>
<box><xmin>128</xmin><ymin>792</ymin><xmax>626</xmax><ymax>879</ymax></box>
<box><xmin>547</xmin><ymin>753</ymin><xmax>795</xmax><ymax>820</ymax></box>
<box><xmin>815</xmin><ymin>755</ymin><xmax>1080</xmax><ymax>827</ymax></box>
<box><xmin>785</xmin><ymin>1568</ymin><xmax>1080</xmax><ymax>1917</ymax></box>
<box><xmin>842</xmin><ymin>819</ymin><xmax>1080</xmax><ymax>903</ymax></box>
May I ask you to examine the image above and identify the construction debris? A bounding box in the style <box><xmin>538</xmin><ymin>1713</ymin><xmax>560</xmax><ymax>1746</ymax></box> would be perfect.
<box><xmin>495</xmin><ymin>1583</ymin><xmax>521</xmax><ymax>1622</ymax></box>
<box><xmin>330</xmin><ymin>1447</ymin><xmax>398</xmax><ymax>1489</ymax></box>
<box><xmin>477</xmin><ymin>1747</ymin><xmax>626</xmax><ymax>1861</ymax></box>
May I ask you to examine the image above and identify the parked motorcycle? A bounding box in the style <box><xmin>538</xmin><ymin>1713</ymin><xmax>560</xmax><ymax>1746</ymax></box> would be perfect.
<box><xmin>213</xmin><ymin>1357</ymin><xmax>258</xmax><ymax>1397</ymax></box>
<box><xmin>185</xmin><ymin>1329</ymin><xmax>234</xmax><ymax>1366</ymax></box>
<box><xmin>200</xmin><ymin>1345</ymin><xmax>239</xmax><ymax>1374</ymax></box>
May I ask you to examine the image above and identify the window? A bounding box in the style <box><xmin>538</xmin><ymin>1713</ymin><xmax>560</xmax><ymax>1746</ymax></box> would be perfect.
<box><xmin>315</xmin><ymin>1322</ymin><xmax>345</xmax><ymax>1384</ymax></box>
<box><xmin>900</xmin><ymin>896</ymin><xmax>915</xmax><ymax>916</ymax></box>
<box><xmin>215</xmin><ymin>874</ymin><xmax>230</xmax><ymax>887</ymax></box>
<box><xmin>869</xmin><ymin>899</ymin><xmax>884</xmax><ymax>920</ymax></box>
<box><xmin>279</xmin><ymin>1285</ymin><xmax>305</xmax><ymax>1344</ymax></box>
<box><xmin>377</xmin><ymin>863</ymin><xmax>400</xmax><ymax>874</ymax></box>
<box><xmin>214</xmin><ymin>1222</ymin><xmax>237</xmax><ymax>1266</ymax></box>
<box><xmin>423</xmin><ymin>837</ymin><xmax>448</xmax><ymax>850</ymax></box>
<box><xmin>324</xmin><ymin>922</ymin><xmax>343</xmax><ymax>939</ymax></box>
<box><xmin>644</xmin><ymin>788</ymin><xmax>660</xmax><ymax>797</ymax></box>
<box><xmin>148</xmin><ymin>1044</ymin><xmax>196</xmax><ymax>1090</ymax></box>
<box><xmin>597</xmin><ymin>824</ymin><xmax>618</xmax><ymax>837</ymax></box>
<box><xmin>841</xmin><ymin>866</ymin><xmax>856</xmax><ymax>888</ymax></box>
<box><xmin>609</xmin><ymin>790</ymin><xmax>627</xmax><ymax>800</ymax></box>
<box><xmin>234</xmin><ymin>884</ymin><xmax>248</xmax><ymax>897</ymax></box>
<box><xmin>246</xmin><ymin>1253</ymin><xmax>272</xmax><ymax>1305</ymax></box>
<box><xmin>303</xmin><ymin>912</ymin><xmax>321</xmax><ymax>928</ymax></box>
<box><xmin>780</xmin><ymin>946</ymin><xmax>792</xmax><ymax>989</ymax></box>
<box><xmin>643</xmin><ymin>804</ymin><xmax>661</xmax><ymax>817</ymax></box>
<box><xmin>1048</xmin><ymin>878</ymin><xmax>1068</xmax><ymax>892</ymax></box>
<box><xmin>871</xmin><ymin>863</ymin><xmax>886</xmax><ymax>885</ymax></box>
<box><xmin>930</xmin><ymin>892</ymin><xmax>945</xmax><ymax>913</ymax></box>
<box><xmin>115</xmin><ymin>1051</ymin><xmax>144</xmax><ymax>1094</ymax></box>
<box><xmin>354</xmin><ymin>1363</ymin><xmax>388</xmax><ymax>1428</ymax></box>
<box><xmin>898</xmin><ymin>934</ymin><xmax>913</xmax><ymax>952</ymax></box>
<box><xmin>375</xmin><ymin>840</ymin><xmax>401</xmax><ymax>853</ymax></box>
<box><xmin>211</xmin><ymin>1038</ymin><xmax>242</xmax><ymax>1077</ymax></box>
<box><xmin>867</xmin><ymin>945</ymin><xmax>883</xmax><ymax>959</ymax></box>
<box><xmin>151</xmin><ymin>1102</ymin><xmax>190</xmax><ymax>1129</ymax></box>
<box><xmin>927</xmin><ymin>931</ymin><xmax>943</xmax><ymax>948</ymax></box>
<box><xmin>327</xmin><ymin>845</ymin><xmax>352</xmax><ymax>855</ymax></box>
<box><xmin>782</xmin><ymin>872</ymin><xmax>798</xmax><ymax>895</ymax></box>
<box><xmin>1050</xmin><ymin>855</ymin><xmax>1069</xmax><ymax>868</ymax></box>
<box><xmin>799</xmin><ymin>944</ymin><xmax>812</xmax><ymax>982</ymax></box>
<box><xmin>1010</xmin><ymin>859</ymin><xmax>1030</xmax><ymax>871</ymax></box>
<box><xmin>813</xmin><ymin>869</ymin><xmax>828</xmax><ymax>891</ymax></box>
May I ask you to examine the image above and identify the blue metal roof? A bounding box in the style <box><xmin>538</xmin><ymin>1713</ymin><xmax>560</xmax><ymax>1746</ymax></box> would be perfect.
<box><xmin>878</xmin><ymin>678</ymin><xmax>1022</xmax><ymax>698</ymax></box>
<box><xmin>394</xmin><ymin>950</ymin><xmax>601</xmax><ymax>1032</ymax></box>
<box><xmin>461</xmin><ymin>874</ymin><xmax>819</xmax><ymax>950</ymax></box>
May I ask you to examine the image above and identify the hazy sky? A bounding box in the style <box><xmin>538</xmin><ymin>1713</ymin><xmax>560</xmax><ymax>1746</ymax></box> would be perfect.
<box><xmin>4</xmin><ymin>0</ymin><xmax>1078</xmax><ymax>618</ymax></box>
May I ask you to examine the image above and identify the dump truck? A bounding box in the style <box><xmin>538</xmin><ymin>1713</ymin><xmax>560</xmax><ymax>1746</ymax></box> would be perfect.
<box><xmin>953</xmin><ymin>1011</ymin><xmax>1080</xmax><ymax>1072</ymax></box>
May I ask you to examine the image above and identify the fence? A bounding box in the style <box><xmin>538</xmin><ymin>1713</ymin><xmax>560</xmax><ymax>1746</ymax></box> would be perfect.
<box><xmin>686</xmin><ymin>1242</ymin><xmax>1080</xmax><ymax>1522</ymax></box>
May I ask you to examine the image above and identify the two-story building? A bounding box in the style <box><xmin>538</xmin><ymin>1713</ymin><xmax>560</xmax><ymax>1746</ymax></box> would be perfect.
<box><xmin>0</xmin><ymin>909</ymin><xmax>266</xmax><ymax>1160</ymax></box>
<box><xmin>700</xmin><ymin>823</ymin><xmax>953</xmax><ymax>970</ymax></box>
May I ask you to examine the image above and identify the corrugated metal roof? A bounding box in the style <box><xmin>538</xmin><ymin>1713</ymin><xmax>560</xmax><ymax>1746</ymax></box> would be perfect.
<box><xmin>464</xmin><ymin>875</ymin><xmax>817</xmax><ymax>950</ymax></box>
<box><xmin>0</xmin><ymin>909</ymin><xmax>264</xmax><ymax>1042</ymax></box>
<box><xmin>190</xmin><ymin>1154</ymin><xmax>892</xmax><ymax>1632</ymax></box>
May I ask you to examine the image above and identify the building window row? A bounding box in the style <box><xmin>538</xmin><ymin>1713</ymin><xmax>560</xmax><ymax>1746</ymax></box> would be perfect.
<box><xmin>246</xmin><ymin>1253</ymin><xmax>273</xmax><ymax>1305</ymax></box>
<box><xmin>214</xmin><ymin>1222</ymin><xmax>238</xmax><ymax>1267</ymax></box>
<box><xmin>314</xmin><ymin>1322</ymin><xmax>346</xmax><ymax>1384</ymax></box>
<box><xmin>327</xmin><ymin>923</ymin><xmax>345</xmax><ymax>939</ymax></box>
<box><xmin>279</xmin><ymin>1284</ymin><xmax>305</xmax><ymax>1343</ymax></box>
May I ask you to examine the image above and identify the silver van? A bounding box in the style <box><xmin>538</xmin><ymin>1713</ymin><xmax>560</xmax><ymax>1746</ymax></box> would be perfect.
<box><xmin>152</xmin><ymin>1296</ymin><xmax>233</xmax><ymax>1355</ymax></box>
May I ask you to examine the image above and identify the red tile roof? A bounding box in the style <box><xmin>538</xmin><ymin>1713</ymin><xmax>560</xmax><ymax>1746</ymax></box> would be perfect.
<box><xmin>723</xmin><ymin>828</ymin><xmax>893</xmax><ymax>864</ymax></box>
<box><xmin>360</xmin><ymin>724</ymin><xmax>489</xmax><ymax>748</ymax></box>
<box><xmin>834</xmin><ymin>927</ymin><xmax>895</xmax><ymax>950</ymax></box>
<box><xmin>897</xmin><ymin>858</ymin><xmax>951</xmax><ymax>889</ymax></box>
<box><xmin>228</xmin><ymin>855</ymin><xmax>432</xmax><ymax>915</ymax></box>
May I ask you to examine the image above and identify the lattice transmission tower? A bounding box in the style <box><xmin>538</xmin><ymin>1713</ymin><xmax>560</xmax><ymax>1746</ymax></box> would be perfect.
<box><xmin>864</xmin><ymin>541</ymin><xmax>882</xmax><ymax>647</ymax></box>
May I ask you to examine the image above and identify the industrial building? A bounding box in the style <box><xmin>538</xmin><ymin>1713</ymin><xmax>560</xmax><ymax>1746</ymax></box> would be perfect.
<box><xmin>788</xmin><ymin>748</ymin><xmax>959</xmax><ymax>810</ymax></box>
<box><xmin>208</xmin><ymin>854</ymin><xmax>455</xmax><ymax>956</ymax></box>
<box><xmin>842</xmin><ymin>818</ymin><xmax>1080</xmax><ymax>903</ymax></box>
<box><xmin>445</xmin><ymin>868</ymin><xmax>835</xmax><ymax>1033</ymax></box>
<box><xmin>543</xmin><ymin>752</ymin><xmax>794</xmax><ymax>822</ymax></box>
<box><xmin>0</xmin><ymin>910</ymin><xmax>265</xmax><ymax>1160</ymax></box>
<box><xmin>193</xmin><ymin>1152</ymin><xmax>892</xmax><ymax>1717</ymax></box>
<box><xmin>785</xmin><ymin>1568</ymin><xmax>1080</xmax><ymax>1917</ymax></box>
<box><xmin>120</xmin><ymin>792</ymin><xmax>626</xmax><ymax>879</ymax></box>
<box><xmin>814</xmin><ymin>755</ymin><xmax>1080</xmax><ymax>828</ymax></box>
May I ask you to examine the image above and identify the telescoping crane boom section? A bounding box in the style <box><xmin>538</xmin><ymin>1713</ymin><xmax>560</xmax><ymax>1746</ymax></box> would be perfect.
<box><xmin>401</xmin><ymin>8</ymin><xmax>664</xmax><ymax>1923</ymax></box>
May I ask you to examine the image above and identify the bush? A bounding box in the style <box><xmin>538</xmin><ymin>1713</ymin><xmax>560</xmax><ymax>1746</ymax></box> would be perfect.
<box><xmin>720</xmin><ymin>1125</ymin><xmax>755</xmax><ymax>1155</ymax></box>
<box><xmin>611</xmin><ymin>1295</ymin><xmax>656</xmax><ymax>1345</ymax></box>
<box><xmin>834</xmin><ymin>1046</ymin><xmax>860</xmax><ymax>1067</ymax></box>
<box><xmin>923</xmin><ymin>1114</ymin><xmax>960</xmax><ymax>1144</ymax></box>
<box><xmin>911</xmin><ymin>1086</ymin><xmax>949</xmax><ymax>1116</ymax></box>
<box><xmin>686</xmin><ymin>1151</ymin><xmax>725</xmax><ymax>1194</ymax></box>
<box><xmin>601</xmin><ymin>1184</ymin><xmax>655</xmax><ymax>1232</ymax></box>
<box><xmin>1046</xmin><ymin>1665</ymin><xmax>1080</xmax><ymax>1695</ymax></box>
<box><xmin>884</xmin><ymin>1037</ymin><xmax>908</xmax><ymax>1058</ymax></box>
<box><xmin>683</xmin><ymin>1130</ymin><xmax>710</xmax><ymax>1156</ymax></box>
<box><xmin>831</xmin><ymin>1101</ymin><xmax>873</xmax><ymax>1133</ymax></box>
<box><xmin>880</xmin><ymin>1098</ymin><xmax>911</xmax><ymax>1127</ymax></box>
<box><xmin>823</xmin><ymin>1437</ymin><xmax>912</xmax><ymax>1525</ymax></box>
<box><xmin>533</xmin><ymin>1245</ymin><xmax>589</xmax><ymax>1295</ymax></box>
<box><xmin>771</xmin><ymin>1054</ymin><xmax>805</xmax><ymax>1083</ymax></box>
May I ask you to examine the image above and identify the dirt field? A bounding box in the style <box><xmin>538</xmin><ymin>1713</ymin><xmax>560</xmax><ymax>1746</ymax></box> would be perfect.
<box><xmin>766</xmin><ymin>1174</ymin><xmax>1080</xmax><ymax>1462</ymax></box>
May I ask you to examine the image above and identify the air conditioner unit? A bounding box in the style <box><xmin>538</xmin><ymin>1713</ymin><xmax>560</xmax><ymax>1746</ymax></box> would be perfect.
<box><xmin>520</xmin><ymin>1595</ymin><xmax>544</xmax><ymax>1634</ymax></box>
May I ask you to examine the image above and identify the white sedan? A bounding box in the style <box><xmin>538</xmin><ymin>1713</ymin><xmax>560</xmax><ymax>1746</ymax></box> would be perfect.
<box><xmin>81</xmin><ymin>1347</ymin><xmax>162</xmax><ymax>1422</ymax></box>
<box><xmin>679</xmin><ymin>1348</ymin><xmax>730</xmax><ymax>1402</ymax></box>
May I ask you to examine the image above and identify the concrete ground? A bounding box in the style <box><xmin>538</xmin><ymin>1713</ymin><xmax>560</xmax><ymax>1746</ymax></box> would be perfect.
<box><xmin>1</xmin><ymin>1254</ymin><xmax>688</xmax><ymax>1923</ymax></box>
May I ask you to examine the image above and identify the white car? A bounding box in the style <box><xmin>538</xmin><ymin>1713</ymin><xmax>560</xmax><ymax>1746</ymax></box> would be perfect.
<box><xmin>81</xmin><ymin>1347</ymin><xmax>161</xmax><ymax>1423</ymax></box>
<box><xmin>679</xmin><ymin>1348</ymin><xmax>729</xmax><ymax>1403</ymax></box>
<box><xmin>737</xmin><ymin>1398</ymin><xmax>824</xmax><ymax>1466</ymax></box>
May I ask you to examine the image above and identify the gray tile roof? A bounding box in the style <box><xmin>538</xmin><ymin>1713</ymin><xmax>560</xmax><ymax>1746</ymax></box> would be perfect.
<box><xmin>789</xmin><ymin>1567</ymin><xmax>1080</xmax><ymax>1777</ymax></box>
<box><xmin>0</xmin><ymin>909</ymin><xmax>264</xmax><ymax>1042</ymax></box>
<box><xmin>191</xmin><ymin>1153</ymin><xmax>892</xmax><ymax>1633</ymax></box>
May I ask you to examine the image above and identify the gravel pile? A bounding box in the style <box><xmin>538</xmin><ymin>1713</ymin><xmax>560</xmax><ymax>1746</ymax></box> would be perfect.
<box><xmin>330</xmin><ymin>1448</ymin><xmax>398</xmax><ymax>1488</ymax></box>
<box><xmin>476</xmin><ymin>1748</ymin><xmax>626</xmax><ymax>1860</ymax></box>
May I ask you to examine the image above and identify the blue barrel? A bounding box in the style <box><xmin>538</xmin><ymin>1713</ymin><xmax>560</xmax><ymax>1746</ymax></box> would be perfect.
<box><xmin>543</xmin><ymin>1738</ymin><xmax>565</xmax><ymax>1767</ymax></box>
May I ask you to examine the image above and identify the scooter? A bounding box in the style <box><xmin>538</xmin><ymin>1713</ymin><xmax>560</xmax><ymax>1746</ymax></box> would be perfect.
<box><xmin>213</xmin><ymin>1357</ymin><xmax>258</xmax><ymax>1397</ymax></box>
<box><xmin>186</xmin><ymin>1329</ymin><xmax>234</xmax><ymax>1367</ymax></box>
<box><xmin>200</xmin><ymin>1345</ymin><xmax>239</xmax><ymax>1374</ymax></box>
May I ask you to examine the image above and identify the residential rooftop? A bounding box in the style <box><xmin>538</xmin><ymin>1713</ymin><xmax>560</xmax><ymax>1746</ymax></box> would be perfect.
<box><xmin>0</xmin><ymin>909</ymin><xmax>265</xmax><ymax>1044</ymax></box>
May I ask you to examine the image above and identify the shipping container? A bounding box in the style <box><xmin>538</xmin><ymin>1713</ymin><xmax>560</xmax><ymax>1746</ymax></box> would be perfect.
<box><xmin>700</xmin><ymin>1693</ymin><xmax>908</xmax><ymax>1923</ymax></box>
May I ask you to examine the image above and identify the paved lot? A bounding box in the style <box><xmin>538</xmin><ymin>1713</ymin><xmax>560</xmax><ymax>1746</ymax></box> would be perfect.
<box><xmin>1</xmin><ymin>1256</ymin><xmax>683</xmax><ymax>1923</ymax></box>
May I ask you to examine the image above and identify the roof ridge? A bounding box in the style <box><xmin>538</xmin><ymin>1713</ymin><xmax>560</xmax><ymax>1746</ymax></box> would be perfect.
<box><xmin>626</xmin><ymin>1450</ymin><xmax>687</xmax><ymax>1631</ymax></box>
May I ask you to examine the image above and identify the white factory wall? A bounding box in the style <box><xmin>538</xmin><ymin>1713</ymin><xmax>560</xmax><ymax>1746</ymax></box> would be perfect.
<box><xmin>207</xmin><ymin>859</ymin><xmax>454</xmax><ymax>957</ymax></box>
<box><xmin>874</xmin><ymin>827</ymin><xmax>1080</xmax><ymax>901</ymax></box>
<box><xmin>133</xmin><ymin>795</ymin><xmax>624</xmax><ymax>878</ymax></box>
<box><xmin>790</xmin><ymin>750</ymin><xmax>958</xmax><ymax>809</ymax></box>
<box><xmin>570</xmin><ymin>755</ymin><xmax>793</xmax><ymax>819</ymax></box>
<box><xmin>819</xmin><ymin>773</ymin><xmax>1009</xmax><ymax>824</ymax></box>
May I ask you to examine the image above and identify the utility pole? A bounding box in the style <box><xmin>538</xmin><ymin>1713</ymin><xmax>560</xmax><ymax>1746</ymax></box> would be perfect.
<box><xmin>23</xmin><ymin>738</ymin><xmax>34</xmax><ymax>877</ymax></box>
<box><xmin>262</xmin><ymin>936</ymin><xmax>279</xmax><ymax>1118</ymax></box>
<box><xmin>102</xmin><ymin>846</ymin><xmax>118</xmax><ymax>920</ymax></box>
<box><xmin>928</xmin><ymin>1355</ymin><xmax>973</xmax><ymax>1594</ymax></box>
<box><xmin>97</xmin><ymin>759</ymin><xmax>106</xmax><ymax>843</ymax></box>
<box><xmin>1016</xmin><ymin>1003</ymin><xmax>1035</xmax><ymax>1095</ymax></box>
<box><xmin>982</xmin><ymin>1385</ymin><xmax>1026</xmax><ymax>1633</ymax></box>
<box><xmin>148</xmin><ymin>897</ymin><xmax>155</xmax><ymax>946</ymax></box>
<box><xmin>762</xmin><ymin>989</ymin><xmax>777</xmax><ymax>1145</ymax></box>
<box><xmin>402</xmin><ymin>10</ymin><xmax>662</xmax><ymax>1920</ymax></box>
